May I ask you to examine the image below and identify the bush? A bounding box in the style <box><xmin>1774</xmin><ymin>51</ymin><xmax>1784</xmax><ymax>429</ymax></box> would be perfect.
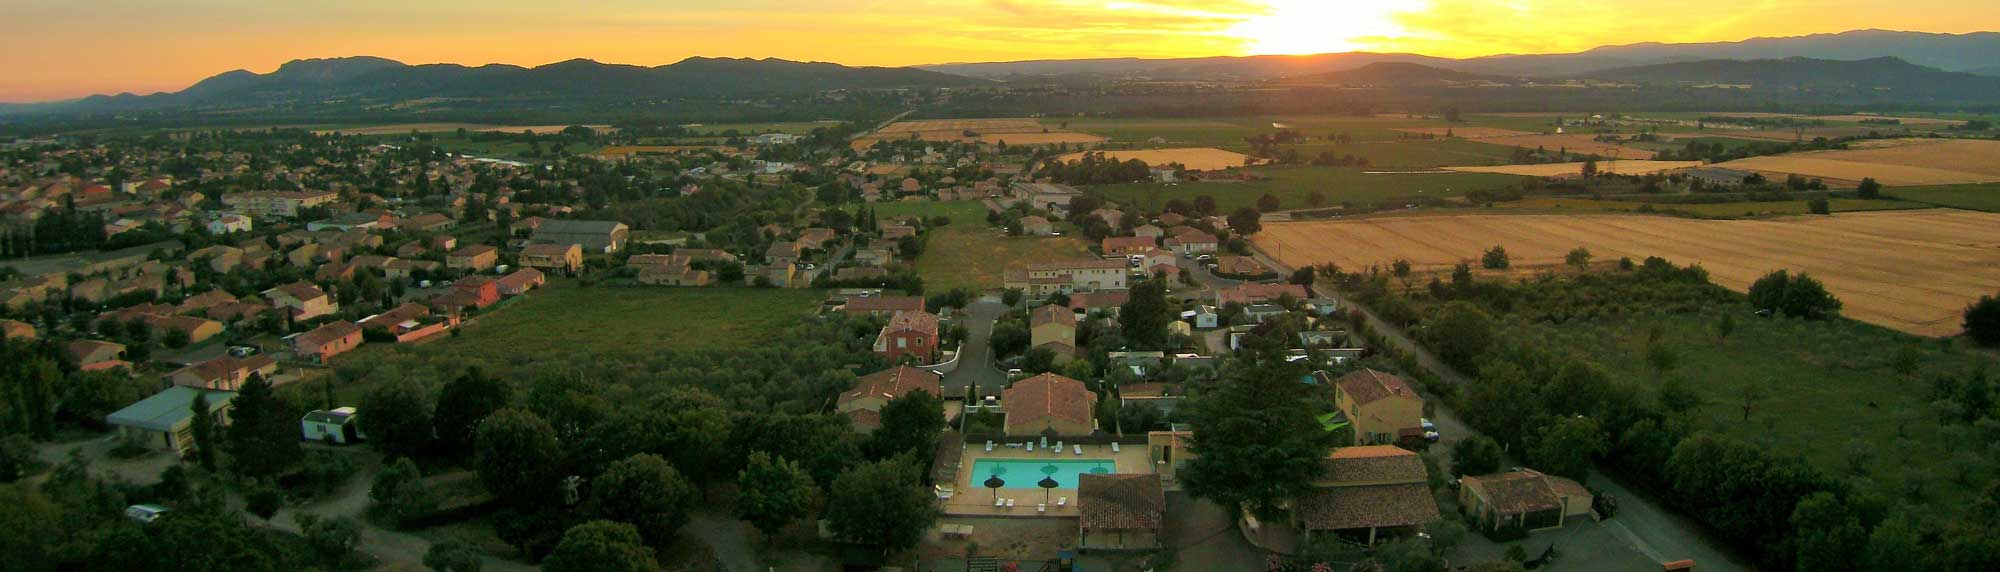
<box><xmin>247</xmin><ymin>485</ymin><xmax>284</xmax><ymax>519</ymax></box>
<box><xmin>1965</xmin><ymin>294</ymin><xmax>2000</xmax><ymax>347</ymax></box>
<box><xmin>1482</xmin><ymin>524</ymin><xmax>1529</xmax><ymax>542</ymax></box>
<box><xmin>1481</xmin><ymin>246</ymin><xmax>1510</xmax><ymax>270</ymax></box>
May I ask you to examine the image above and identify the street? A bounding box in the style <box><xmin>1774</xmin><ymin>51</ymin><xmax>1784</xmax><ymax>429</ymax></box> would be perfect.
<box><xmin>942</xmin><ymin>297</ymin><xmax>1009</xmax><ymax>398</ymax></box>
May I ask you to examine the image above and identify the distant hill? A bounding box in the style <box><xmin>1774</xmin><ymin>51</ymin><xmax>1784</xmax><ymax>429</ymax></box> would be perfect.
<box><xmin>1583</xmin><ymin>57</ymin><xmax>2000</xmax><ymax>102</ymax></box>
<box><xmin>52</xmin><ymin>56</ymin><xmax>982</xmax><ymax>113</ymax></box>
<box><xmin>1969</xmin><ymin>65</ymin><xmax>2000</xmax><ymax>77</ymax></box>
<box><xmin>921</xmin><ymin>29</ymin><xmax>2000</xmax><ymax>80</ymax></box>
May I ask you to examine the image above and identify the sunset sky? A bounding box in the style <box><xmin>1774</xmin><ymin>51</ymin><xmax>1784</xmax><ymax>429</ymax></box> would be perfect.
<box><xmin>3</xmin><ymin>0</ymin><xmax>1995</xmax><ymax>102</ymax></box>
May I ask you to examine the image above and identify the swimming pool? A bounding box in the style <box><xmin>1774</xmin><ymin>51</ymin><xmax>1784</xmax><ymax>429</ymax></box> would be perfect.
<box><xmin>971</xmin><ymin>458</ymin><xmax>1117</xmax><ymax>489</ymax></box>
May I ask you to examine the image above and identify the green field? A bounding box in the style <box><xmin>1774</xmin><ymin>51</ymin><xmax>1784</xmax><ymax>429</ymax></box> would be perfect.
<box><xmin>1088</xmin><ymin>165</ymin><xmax>1528</xmax><ymax>213</ymax></box>
<box><xmin>916</xmin><ymin>225</ymin><xmax>1093</xmax><ymax>292</ymax></box>
<box><xmin>429</xmin><ymin>280</ymin><xmax>822</xmax><ymax>360</ymax></box>
<box><xmin>1489</xmin><ymin>197</ymin><xmax>1932</xmax><ymax>218</ymax></box>
<box><xmin>1500</xmin><ymin>308</ymin><xmax>1998</xmax><ymax>511</ymax></box>
<box><xmin>1886</xmin><ymin>183</ymin><xmax>2000</xmax><ymax>212</ymax></box>
<box><xmin>869</xmin><ymin>200</ymin><xmax>990</xmax><ymax>222</ymax></box>
<box><xmin>681</xmin><ymin>121</ymin><xmax>844</xmax><ymax>136</ymax></box>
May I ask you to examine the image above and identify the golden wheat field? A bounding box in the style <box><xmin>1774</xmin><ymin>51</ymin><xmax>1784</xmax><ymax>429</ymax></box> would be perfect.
<box><xmin>1475</xmin><ymin>134</ymin><xmax>1659</xmax><ymax>159</ymax></box>
<box><xmin>1717</xmin><ymin>139</ymin><xmax>2000</xmax><ymax>186</ymax></box>
<box><xmin>1056</xmin><ymin>147</ymin><xmax>1255</xmax><ymax>171</ymax></box>
<box><xmin>313</xmin><ymin>123</ymin><xmax>613</xmax><ymax>135</ymax></box>
<box><xmin>1446</xmin><ymin>160</ymin><xmax>1702</xmax><ymax>177</ymax></box>
<box><xmin>1254</xmin><ymin>210</ymin><xmax>2000</xmax><ymax>336</ymax></box>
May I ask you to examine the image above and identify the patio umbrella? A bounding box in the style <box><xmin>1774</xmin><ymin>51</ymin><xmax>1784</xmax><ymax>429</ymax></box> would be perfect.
<box><xmin>1039</xmin><ymin>475</ymin><xmax>1059</xmax><ymax>503</ymax></box>
<box><xmin>985</xmin><ymin>475</ymin><xmax>1005</xmax><ymax>502</ymax></box>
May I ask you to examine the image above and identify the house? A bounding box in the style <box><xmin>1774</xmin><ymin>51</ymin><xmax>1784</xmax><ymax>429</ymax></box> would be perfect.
<box><xmin>0</xmin><ymin>318</ymin><xmax>35</xmax><ymax>340</ymax></box>
<box><xmin>221</xmin><ymin>190</ymin><xmax>337</xmax><ymax>218</ymax></box>
<box><xmin>358</xmin><ymin>303</ymin><xmax>457</xmax><ymax>343</ymax></box>
<box><xmin>1069</xmin><ymin>290</ymin><xmax>1130</xmax><ymax>316</ymax></box>
<box><xmin>146</xmin><ymin>315</ymin><xmax>225</xmax><ymax>345</ymax></box>
<box><xmin>1682</xmin><ymin>167</ymin><xmax>1757</xmax><ymax>188</ymax></box>
<box><xmin>835</xmin><ymin>366</ymin><xmax>943</xmax><ymax>433</ymax></box>
<box><xmin>1003</xmin><ymin>259</ymin><xmax>1129</xmax><ymax>297</ymax></box>
<box><xmin>1078</xmin><ymin>473</ymin><xmax>1166</xmax><ymax>550</ymax></box>
<box><xmin>1030</xmin><ymin>304</ymin><xmax>1078</xmax><ymax>363</ymax></box>
<box><xmin>1216</xmin><ymin>283</ymin><xmax>1308</xmax><ymax>306</ymax></box>
<box><xmin>383</xmin><ymin>259</ymin><xmax>442</xmax><ymax>280</ymax></box>
<box><xmin>105</xmin><ymin>386</ymin><xmax>237</xmax><ymax>454</ymax></box>
<box><xmin>265</xmin><ymin>281</ymin><xmax>337</xmax><ymax>321</ymax></box>
<box><xmin>1323</xmin><ymin>369</ymin><xmax>1425</xmax><ymax>445</ymax></box>
<box><xmin>405</xmin><ymin>212</ymin><xmax>454</xmax><ymax>232</ymax></box>
<box><xmin>510</xmin><ymin>216</ymin><xmax>546</xmax><ymax>236</ymax></box>
<box><xmin>1460</xmin><ymin>470</ymin><xmax>1595</xmax><ymax>533</ymax></box>
<box><xmin>1162</xmin><ymin>231</ymin><xmax>1218</xmax><ymax>255</ymax></box>
<box><xmin>530</xmin><ymin>219</ymin><xmax>630</xmax><ymax>253</ymax></box>
<box><xmin>1243</xmin><ymin>304</ymin><xmax>1289</xmax><ymax>322</ymax></box>
<box><xmin>1185</xmin><ymin>305</ymin><xmax>1220</xmax><ymax>329</ymax></box>
<box><xmin>1119</xmin><ymin>382</ymin><xmax>1183</xmax><ymax>416</ymax></box>
<box><xmin>840</xmin><ymin>295</ymin><xmax>925</xmax><ymax>317</ymax></box>
<box><xmin>446</xmin><ymin>245</ymin><xmax>499</xmax><ymax>272</ymax></box>
<box><xmin>1133</xmin><ymin>224</ymin><xmax>1164</xmax><ymax>239</ymax></box>
<box><xmin>1002</xmin><ymin>373</ymin><xmax>1096</xmax><ymax>437</ymax></box>
<box><xmin>66</xmin><ymin>339</ymin><xmax>127</xmax><ymax>369</ymax></box>
<box><xmin>301</xmin><ymin>407</ymin><xmax>363</xmax><ymax>444</ymax></box>
<box><xmin>1295</xmin><ymin>446</ymin><xmax>1442</xmax><ymax>545</ymax></box>
<box><xmin>293</xmin><ymin>321</ymin><xmax>363</xmax><ymax>363</ymax></box>
<box><xmin>1102</xmin><ymin>236</ymin><xmax>1157</xmax><ymax>256</ymax></box>
<box><xmin>630</xmin><ymin>254</ymin><xmax>710</xmax><ymax>286</ymax></box>
<box><xmin>446</xmin><ymin>276</ymin><xmax>501</xmax><ymax>309</ymax></box>
<box><xmin>1019</xmin><ymin>216</ymin><xmax>1054</xmax><ymax>236</ymax></box>
<box><xmin>167</xmin><ymin>355</ymin><xmax>280</xmax><ymax>390</ymax></box>
<box><xmin>1211</xmin><ymin>256</ymin><xmax>1270</xmax><ymax>277</ymax></box>
<box><xmin>496</xmin><ymin>268</ymin><xmax>545</xmax><ymax>296</ymax></box>
<box><xmin>873</xmin><ymin>310</ymin><xmax>940</xmax><ymax>363</ymax></box>
<box><xmin>519</xmin><ymin>243</ymin><xmax>584</xmax><ymax>275</ymax></box>
<box><xmin>206</xmin><ymin>214</ymin><xmax>252</xmax><ymax>235</ymax></box>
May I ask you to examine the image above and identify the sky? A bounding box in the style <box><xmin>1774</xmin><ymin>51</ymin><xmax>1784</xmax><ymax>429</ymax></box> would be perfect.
<box><xmin>2</xmin><ymin>0</ymin><xmax>1996</xmax><ymax>102</ymax></box>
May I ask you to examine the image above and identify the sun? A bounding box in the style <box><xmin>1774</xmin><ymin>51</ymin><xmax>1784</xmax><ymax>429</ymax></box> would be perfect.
<box><xmin>1230</xmin><ymin>0</ymin><xmax>1419</xmax><ymax>55</ymax></box>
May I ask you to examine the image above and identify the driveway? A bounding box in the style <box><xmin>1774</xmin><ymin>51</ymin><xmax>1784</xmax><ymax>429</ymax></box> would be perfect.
<box><xmin>943</xmin><ymin>298</ymin><xmax>1009</xmax><ymax>397</ymax></box>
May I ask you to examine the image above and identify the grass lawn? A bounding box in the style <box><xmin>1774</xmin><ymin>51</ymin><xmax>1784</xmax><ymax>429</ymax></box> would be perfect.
<box><xmin>427</xmin><ymin>280</ymin><xmax>823</xmax><ymax>360</ymax></box>
<box><xmin>1498</xmin><ymin>308</ymin><xmax>1999</xmax><ymax>514</ymax></box>
<box><xmin>870</xmin><ymin>200</ymin><xmax>991</xmax><ymax>223</ymax></box>
<box><xmin>1488</xmin><ymin>197</ymin><xmax>1933</xmax><ymax>218</ymax></box>
<box><xmin>1088</xmin><ymin>165</ymin><xmax>1528</xmax><ymax>213</ymax></box>
<box><xmin>916</xmin><ymin>225</ymin><xmax>1093</xmax><ymax>293</ymax></box>
<box><xmin>1886</xmin><ymin>183</ymin><xmax>2000</xmax><ymax>212</ymax></box>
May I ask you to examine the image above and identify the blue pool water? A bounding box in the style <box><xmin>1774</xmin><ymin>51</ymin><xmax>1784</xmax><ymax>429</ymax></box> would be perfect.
<box><xmin>972</xmin><ymin>458</ymin><xmax>1117</xmax><ymax>489</ymax></box>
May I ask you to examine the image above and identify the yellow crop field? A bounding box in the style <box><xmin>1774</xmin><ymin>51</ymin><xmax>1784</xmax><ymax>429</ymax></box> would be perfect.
<box><xmin>853</xmin><ymin>118</ymin><xmax>1106</xmax><ymax>149</ymax></box>
<box><xmin>1718</xmin><ymin>139</ymin><xmax>2000</xmax><ymax>186</ymax></box>
<box><xmin>1056</xmin><ymin>147</ymin><xmax>1255</xmax><ymax>171</ymax></box>
<box><xmin>1474</xmin><ymin>134</ymin><xmax>1659</xmax><ymax>159</ymax></box>
<box><xmin>1254</xmin><ymin>210</ymin><xmax>2000</xmax><ymax>337</ymax></box>
<box><xmin>314</xmin><ymin>123</ymin><xmax>613</xmax><ymax>135</ymax></box>
<box><xmin>1445</xmin><ymin>160</ymin><xmax>1702</xmax><ymax>177</ymax></box>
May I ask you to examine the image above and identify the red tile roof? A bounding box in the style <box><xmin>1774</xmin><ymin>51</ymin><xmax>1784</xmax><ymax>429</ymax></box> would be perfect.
<box><xmin>296</xmin><ymin>321</ymin><xmax>361</xmax><ymax>349</ymax></box>
<box><xmin>1079</xmin><ymin>474</ymin><xmax>1165</xmax><ymax>530</ymax></box>
<box><xmin>884</xmin><ymin>310</ymin><xmax>940</xmax><ymax>337</ymax></box>
<box><xmin>842</xmin><ymin>295</ymin><xmax>925</xmax><ymax>314</ymax></box>
<box><xmin>1031</xmin><ymin>304</ymin><xmax>1077</xmax><ymax>328</ymax></box>
<box><xmin>840</xmin><ymin>366</ymin><xmax>942</xmax><ymax>406</ymax></box>
<box><xmin>1002</xmin><ymin>373</ymin><xmax>1093</xmax><ymax>431</ymax></box>
<box><xmin>1334</xmin><ymin>369</ymin><xmax>1419</xmax><ymax>407</ymax></box>
<box><xmin>1296</xmin><ymin>483</ymin><xmax>1440</xmax><ymax>531</ymax></box>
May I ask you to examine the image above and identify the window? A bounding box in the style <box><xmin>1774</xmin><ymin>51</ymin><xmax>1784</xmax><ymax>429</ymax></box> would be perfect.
<box><xmin>897</xmin><ymin>338</ymin><xmax>907</xmax><ymax>349</ymax></box>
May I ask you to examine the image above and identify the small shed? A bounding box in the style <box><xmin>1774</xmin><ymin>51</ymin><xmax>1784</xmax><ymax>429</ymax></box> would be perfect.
<box><xmin>301</xmin><ymin>407</ymin><xmax>363</xmax><ymax>444</ymax></box>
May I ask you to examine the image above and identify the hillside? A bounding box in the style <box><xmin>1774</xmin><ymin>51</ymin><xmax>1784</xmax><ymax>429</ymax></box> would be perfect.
<box><xmin>1587</xmin><ymin>56</ymin><xmax>2000</xmax><ymax>96</ymax></box>
<box><xmin>1291</xmin><ymin>62</ymin><xmax>1506</xmax><ymax>87</ymax></box>
<box><xmin>58</xmin><ymin>56</ymin><xmax>982</xmax><ymax>112</ymax></box>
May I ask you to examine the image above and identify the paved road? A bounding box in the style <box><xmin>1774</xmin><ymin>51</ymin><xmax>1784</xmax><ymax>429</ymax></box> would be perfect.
<box><xmin>1328</xmin><ymin>288</ymin><xmax>1755</xmax><ymax>572</ymax></box>
<box><xmin>943</xmin><ymin>298</ymin><xmax>1009</xmax><ymax>397</ymax></box>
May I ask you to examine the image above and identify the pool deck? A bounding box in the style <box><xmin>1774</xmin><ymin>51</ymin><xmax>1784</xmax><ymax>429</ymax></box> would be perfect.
<box><xmin>940</xmin><ymin>440</ymin><xmax>1153</xmax><ymax>517</ymax></box>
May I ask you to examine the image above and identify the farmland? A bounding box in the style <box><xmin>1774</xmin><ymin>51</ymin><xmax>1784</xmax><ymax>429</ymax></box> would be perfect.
<box><xmin>311</xmin><ymin>123</ymin><xmax>614</xmax><ymax>135</ymax></box>
<box><xmin>869</xmin><ymin>200</ymin><xmax>990</xmax><ymax>222</ymax></box>
<box><xmin>854</xmin><ymin>118</ymin><xmax>1105</xmax><ymax>149</ymax></box>
<box><xmin>1716</xmin><ymin>138</ymin><xmax>2000</xmax><ymax>186</ymax></box>
<box><xmin>1485</xmin><ymin>197</ymin><xmax>1930</xmax><ymax>217</ymax></box>
<box><xmin>1087</xmin><ymin>165</ymin><xmax>1527</xmax><ymax>213</ymax></box>
<box><xmin>1056</xmin><ymin>147</ymin><xmax>1253</xmax><ymax>171</ymax></box>
<box><xmin>1887</xmin><ymin>183</ymin><xmax>2000</xmax><ymax>211</ymax></box>
<box><xmin>1392</xmin><ymin>127</ymin><xmax>1534</xmax><ymax>138</ymax></box>
<box><xmin>421</xmin><ymin>281</ymin><xmax>824</xmax><ymax>362</ymax></box>
<box><xmin>1254</xmin><ymin>210</ymin><xmax>2000</xmax><ymax>336</ymax></box>
<box><xmin>916</xmin><ymin>224</ymin><xmax>1093</xmax><ymax>292</ymax></box>
<box><xmin>594</xmin><ymin>145</ymin><xmax>719</xmax><ymax>158</ymax></box>
<box><xmin>1465</xmin><ymin>133</ymin><xmax>1661</xmax><ymax>159</ymax></box>
<box><xmin>1445</xmin><ymin>160</ymin><xmax>1702</xmax><ymax>177</ymax></box>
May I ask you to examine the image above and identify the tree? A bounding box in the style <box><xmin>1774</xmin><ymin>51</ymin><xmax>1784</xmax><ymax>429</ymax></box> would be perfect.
<box><xmin>1001</xmin><ymin>288</ymin><xmax>1024</xmax><ymax>306</ymax></box>
<box><xmin>1481</xmin><ymin>245</ymin><xmax>1510</xmax><ymax>269</ymax></box>
<box><xmin>1862</xmin><ymin>513</ymin><xmax>1923</xmax><ymax>572</ymax></box>
<box><xmin>1118</xmin><ymin>278</ymin><xmax>1174</xmax><ymax>349</ymax></box>
<box><xmin>188</xmin><ymin>391</ymin><xmax>217</xmax><ymax>469</ymax></box>
<box><xmin>1581</xmin><ymin>158</ymin><xmax>1599</xmax><ymax>178</ymax></box>
<box><xmin>1226</xmin><ymin>208</ymin><xmax>1262</xmax><ymax>236</ymax></box>
<box><xmin>424</xmin><ymin>539</ymin><xmax>484</xmax><ymax>572</ymax></box>
<box><xmin>1857</xmin><ymin>177</ymin><xmax>1883</xmax><ymax>200</ymax></box>
<box><xmin>1716</xmin><ymin>313</ymin><xmax>1736</xmax><ymax>341</ymax></box>
<box><xmin>1645</xmin><ymin>343</ymin><xmax>1680</xmax><ymax>380</ymax></box>
<box><xmin>736</xmin><ymin>452</ymin><xmax>814</xmax><ymax>541</ymax></box>
<box><xmin>360</xmin><ymin>377</ymin><xmax>435</xmax><ymax>458</ymax></box>
<box><xmin>1426</xmin><ymin>302</ymin><xmax>1495</xmax><ymax>371</ymax></box>
<box><xmin>474</xmin><ymin>408</ymin><xmax>562</xmax><ymax>508</ymax></box>
<box><xmin>1180</xmin><ymin>332</ymin><xmax>1334</xmax><ymax>519</ymax></box>
<box><xmin>1565</xmin><ymin>247</ymin><xmax>1592</xmax><ymax>271</ymax></box>
<box><xmin>824</xmin><ymin>457</ymin><xmax>938</xmax><ymax>551</ymax></box>
<box><xmin>541</xmin><ymin>521</ymin><xmax>660</xmax><ymax>572</ymax></box>
<box><xmin>1529</xmin><ymin>416</ymin><xmax>1607</xmax><ymax>482</ymax></box>
<box><xmin>591</xmin><ymin>453</ymin><xmax>696</xmax><ymax>548</ymax></box>
<box><xmin>1808</xmin><ymin>197</ymin><xmax>1831</xmax><ymax>215</ymax></box>
<box><xmin>1257</xmin><ymin>194</ymin><xmax>1282</xmax><ymax>212</ymax></box>
<box><xmin>246</xmin><ymin>484</ymin><xmax>283</xmax><ymax>519</ymax></box>
<box><xmin>433</xmin><ymin>367</ymin><xmax>511</xmax><ymax>457</ymax></box>
<box><xmin>225</xmin><ymin>376</ymin><xmax>301</xmax><ymax>478</ymax></box>
<box><xmin>870</xmin><ymin>390</ymin><xmax>945</xmax><ymax>461</ymax></box>
<box><xmin>1965</xmin><ymin>294</ymin><xmax>2000</xmax><ymax>347</ymax></box>
<box><xmin>296</xmin><ymin>513</ymin><xmax>362</xmax><ymax>569</ymax></box>
<box><xmin>1748</xmin><ymin>270</ymin><xmax>1842</xmax><ymax>320</ymax></box>
<box><xmin>1791</xmin><ymin>492</ymin><xmax>1867</xmax><ymax>572</ymax></box>
<box><xmin>1452</xmin><ymin>435</ymin><xmax>1504</xmax><ymax>477</ymax></box>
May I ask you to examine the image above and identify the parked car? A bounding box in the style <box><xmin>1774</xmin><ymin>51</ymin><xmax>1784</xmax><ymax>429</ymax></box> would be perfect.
<box><xmin>125</xmin><ymin>504</ymin><xmax>169</xmax><ymax>524</ymax></box>
<box><xmin>1421</xmin><ymin>418</ymin><xmax>1436</xmax><ymax>431</ymax></box>
<box><xmin>227</xmin><ymin>346</ymin><xmax>259</xmax><ymax>358</ymax></box>
<box><xmin>1424</xmin><ymin>430</ymin><xmax>1441</xmax><ymax>442</ymax></box>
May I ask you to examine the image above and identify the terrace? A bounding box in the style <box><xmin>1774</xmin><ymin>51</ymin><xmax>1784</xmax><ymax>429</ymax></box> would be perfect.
<box><xmin>937</xmin><ymin>437</ymin><xmax>1153</xmax><ymax>518</ymax></box>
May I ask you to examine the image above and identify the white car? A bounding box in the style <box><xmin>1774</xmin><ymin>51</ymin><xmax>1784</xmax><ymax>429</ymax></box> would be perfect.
<box><xmin>125</xmin><ymin>504</ymin><xmax>169</xmax><ymax>524</ymax></box>
<box><xmin>1421</xmin><ymin>418</ymin><xmax>1436</xmax><ymax>431</ymax></box>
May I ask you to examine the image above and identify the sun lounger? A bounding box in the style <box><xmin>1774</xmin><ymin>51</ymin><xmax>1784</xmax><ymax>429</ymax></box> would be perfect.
<box><xmin>1006</xmin><ymin>499</ymin><xmax>1015</xmax><ymax>508</ymax></box>
<box><xmin>1027</xmin><ymin>442</ymin><xmax>1035</xmax><ymax>452</ymax></box>
<box><xmin>1058</xmin><ymin>497</ymin><xmax>1067</xmax><ymax>507</ymax></box>
<box><xmin>1112</xmin><ymin>442</ymin><xmax>1121</xmax><ymax>453</ymax></box>
<box><xmin>985</xmin><ymin>441</ymin><xmax>994</xmax><ymax>452</ymax></box>
<box><xmin>1038</xmin><ymin>503</ymin><xmax>1047</xmax><ymax>513</ymax></box>
<box><xmin>1073</xmin><ymin>444</ymin><xmax>1082</xmax><ymax>455</ymax></box>
<box><xmin>995</xmin><ymin>497</ymin><xmax>1005</xmax><ymax>507</ymax></box>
